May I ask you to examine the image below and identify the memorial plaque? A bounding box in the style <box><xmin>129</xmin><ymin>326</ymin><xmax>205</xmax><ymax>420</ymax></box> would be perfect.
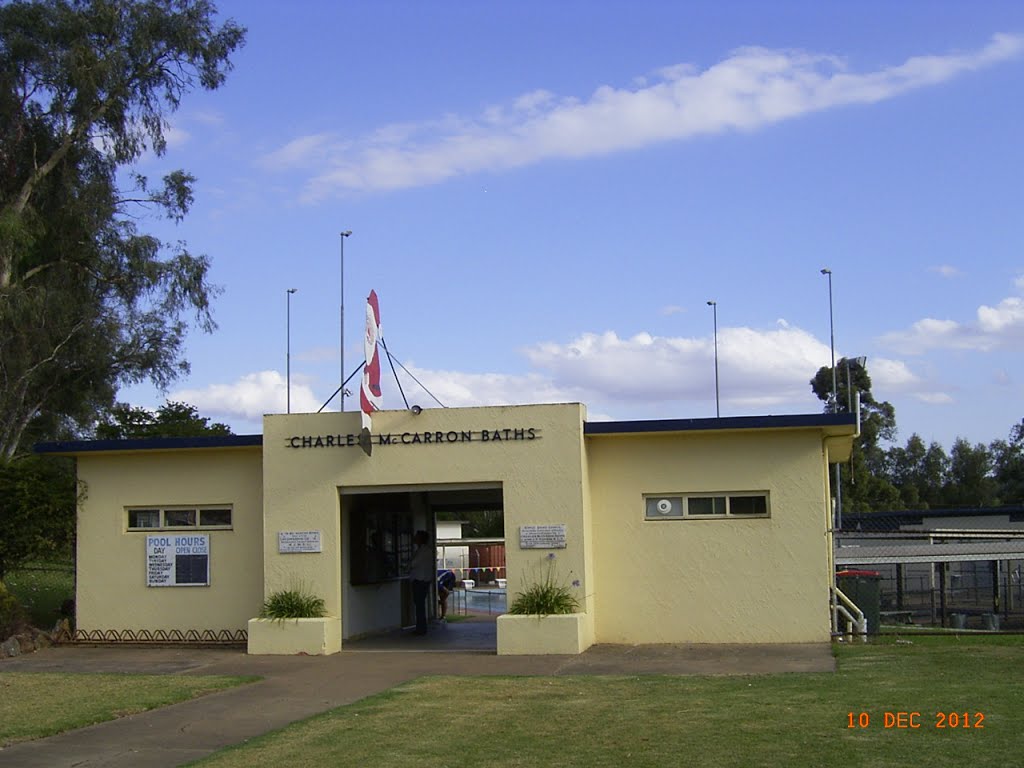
<box><xmin>519</xmin><ymin>524</ymin><xmax>567</xmax><ymax>549</ymax></box>
<box><xmin>278</xmin><ymin>530</ymin><xmax>323</xmax><ymax>554</ymax></box>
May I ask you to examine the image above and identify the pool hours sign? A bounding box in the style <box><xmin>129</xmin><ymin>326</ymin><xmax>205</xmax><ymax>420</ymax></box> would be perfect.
<box><xmin>146</xmin><ymin>534</ymin><xmax>210</xmax><ymax>587</ymax></box>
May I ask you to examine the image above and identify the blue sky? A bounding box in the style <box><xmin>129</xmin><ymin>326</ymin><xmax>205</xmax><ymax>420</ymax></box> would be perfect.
<box><xmin>121</xmin><ymin>1</ymin><xmax>1024</xmax><ymax>450</ymax></box>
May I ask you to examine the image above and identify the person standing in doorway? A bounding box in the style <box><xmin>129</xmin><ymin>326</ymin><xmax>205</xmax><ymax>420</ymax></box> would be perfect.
<box><xmin>408</xmin><ymin>530</ymin><xmax>434</xmax><ymax>635</ymax></box>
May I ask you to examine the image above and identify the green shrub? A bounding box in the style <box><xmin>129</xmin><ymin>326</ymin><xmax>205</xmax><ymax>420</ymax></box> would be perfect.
<box><xmin>259</xmin><ymin>587</ymin><xmax>326</xmax><ymax>620</ymax></box>
<box><xmin>0</xmin><ymin>580</ymin><xmax>28</xmax><ymax>637</ymax></box>
<box><xmin>508</xmin><ymin>558</ymin><xmax>580</xmax><ymax>616</ymax></box>
<box><xmin>4</xmin><ymin>561</ymin><xmax>74</xmax><ymax>629</ymax></box>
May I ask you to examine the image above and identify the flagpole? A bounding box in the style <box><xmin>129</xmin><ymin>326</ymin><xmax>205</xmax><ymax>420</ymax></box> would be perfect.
<box><xmin>340</xmin><ymin>230</ymin><xmax>351</xmax><ymax>411</ymax></box>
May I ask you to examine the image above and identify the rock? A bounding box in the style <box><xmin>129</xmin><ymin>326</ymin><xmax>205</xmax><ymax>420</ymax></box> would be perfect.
<box><xmin>16</xmin><ymin>633</ymin><xmax>36</xmax><ymax>653</ymax></box>
<box><xmin>1</xmin><ymin>636</ymin><xmax>20</xmax><ymax>657</ymax></box>
<box><xmin>34</xmin><ymin>630</ymin><xmax>51</xmax><ymax>649</ymax></box>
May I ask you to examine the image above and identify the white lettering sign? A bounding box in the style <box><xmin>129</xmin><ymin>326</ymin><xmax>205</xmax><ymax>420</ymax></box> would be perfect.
<box><xmin>278</xmin><ymin>530</ymin><xmax>322</xmax><ymax>554</ymax></box>
<box><xmin>519</xmin><ymin>524</ymin><xmax>567</xmax><ymax>549</ymax></box>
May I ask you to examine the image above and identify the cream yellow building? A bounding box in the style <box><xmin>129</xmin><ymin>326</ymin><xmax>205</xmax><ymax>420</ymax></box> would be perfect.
<box><xmin>39</xmin><ymin>403</ymin><xmax>856</xmax><ymax>654</ymax></box>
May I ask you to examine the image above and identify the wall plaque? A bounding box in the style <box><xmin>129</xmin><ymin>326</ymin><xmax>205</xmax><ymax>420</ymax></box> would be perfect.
<box><xmin>519</xmin><ymin>524</ymin><xmax>567</xmax><ymax>549</ymax></box>
<box><xmin>278</xmin><ymin>530</ymin><xmax>322</xmax><ymax>554</ymax></box>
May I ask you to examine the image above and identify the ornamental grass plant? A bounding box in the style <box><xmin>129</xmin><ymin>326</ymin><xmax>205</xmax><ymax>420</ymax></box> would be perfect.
<box><xmin>508</xmin><ymin>555</ymin><xmax>580</xmax><ymax>616</ymax></box>
<box><xmin>259</xmin><ymin>586</ymin><xmax>326</xmax><ymax>621</ymax></box>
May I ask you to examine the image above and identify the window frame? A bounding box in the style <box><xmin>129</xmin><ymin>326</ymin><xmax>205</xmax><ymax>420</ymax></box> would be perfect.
<box><xmin>127</xmin><ymin>505</ymin><xmax>234</xmax><ymax>532</ymax></box>
<box><xmin>643</xmin><ymin>492</ymin><xmax>770</xmax><ymax>521</ymax></box>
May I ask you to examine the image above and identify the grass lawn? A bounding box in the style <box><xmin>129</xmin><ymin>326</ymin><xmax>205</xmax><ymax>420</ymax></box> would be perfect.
<box><xmin>4</xmin><ymin>560</ymin><xmax>75</xmax><ymax>629</ymax></box>
<box><xmin>0</xmin><ymin>672</ymin><xmax>256</xmax><ymax>747</ymax></box>
<box><xmin>191</xmin><ymin>635</ymin><xmax>1024</xmax><ymax>768</ymax></box>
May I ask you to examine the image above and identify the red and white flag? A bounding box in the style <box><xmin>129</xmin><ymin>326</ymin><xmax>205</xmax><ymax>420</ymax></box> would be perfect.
<box><xmin>358</xmin><ymin>290</ymin><xmax>381</xmax><ymax>455</ymax></box>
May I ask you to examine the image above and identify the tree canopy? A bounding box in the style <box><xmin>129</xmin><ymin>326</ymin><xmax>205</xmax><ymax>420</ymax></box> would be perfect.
<box><xmin>96</xmin><ymin>400</ymin><xmax>232</xmax><ymax>439</ymax></box>
<box><xmin>0</xmin><ymin>0</ymin><xmax>245</xmax><ymax>459</ymax></box>
<box><xmin>812</xmin><ymin>360</ymin><xmax>1024</xmax><ymax>513</ymax></box>
<box><xmin>811</xmin><ymin>357</ymin><xmax>900</xmax><ymax>513</ymax></box>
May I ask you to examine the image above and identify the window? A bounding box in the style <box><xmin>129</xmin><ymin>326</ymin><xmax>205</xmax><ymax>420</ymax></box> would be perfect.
<box><xmin>644</xmin><ymin>493</ymin><xmax>769</xmax><ymax>520</ymax></box>
<box><xmin>128</xmin><ymin>509</ymin><xmax>160</xmax><ymax>528</ymax></box>
<box><xmin>127</xmin><ymin>506</ymin><xmax>233</xmax><ymax>531</ymax></box>
<box><xmin>199</xmin><ymin>508</ymin><xmax>232</xmax><ymax>527</ymax></box>
<box><xmin>164</xmin><ymin>509</ymin><xmax>196</xmax><ymax>527</ymax></box>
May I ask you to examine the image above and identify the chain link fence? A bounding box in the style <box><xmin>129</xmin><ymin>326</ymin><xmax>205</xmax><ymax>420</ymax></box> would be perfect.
<box><xmin>837</xmin><ymin>508</ymin><xmax>1024</xmax><ymax>631</ymax></box>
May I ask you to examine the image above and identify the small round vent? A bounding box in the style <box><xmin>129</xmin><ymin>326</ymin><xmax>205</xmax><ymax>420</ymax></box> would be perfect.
<box><xmin>656</xmin><ymin>498</ymin><xmax>673</xmax><ymax>515</ymax></box>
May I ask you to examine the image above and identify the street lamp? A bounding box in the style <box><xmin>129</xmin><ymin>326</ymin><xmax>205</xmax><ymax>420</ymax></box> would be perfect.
<box><xmin>821</xmin><ymin>267</ymin><xmax>841</xmax><ymax>532</ymax></box>
<box><xmin>846</xmin><ymin>356</ymin><xmax>867</xmax><ymax>412</ymax></box>
<box><xmin>286</xmin><ymin>288</ymin><xmax>297</xmax><ymax>414</ymax></box>
<box><xmin>707</xmin><ymin>300</ymin><xmax>720</xmax><ymax>417</ymax></box>
<box><xmin>340</xmin><ymin>230</ymin><xmax>352</xmax><ymax>411</ymax></box>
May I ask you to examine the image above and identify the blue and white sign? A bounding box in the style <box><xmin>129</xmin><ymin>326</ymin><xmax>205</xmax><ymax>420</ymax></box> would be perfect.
<box><xmin>146</xmin><ymin>534</ymin><xmax>210</xmax><ymax>587</ymax></box>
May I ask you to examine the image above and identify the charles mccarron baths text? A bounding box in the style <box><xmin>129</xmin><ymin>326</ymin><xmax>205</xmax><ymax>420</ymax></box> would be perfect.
<box><xmin>286</xmin><ymin>427</ymin><xmax>539</xmax><ymax>449</ymax></box>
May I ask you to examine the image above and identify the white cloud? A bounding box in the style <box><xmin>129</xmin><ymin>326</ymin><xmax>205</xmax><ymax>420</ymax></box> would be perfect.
<box><xmin>659</xmin><ymin>305</ymin><xmax>686</xmax><ymax>316</ymax></box>
<box><xmin>915</xmin><ymin>392</ymin><xmax>954</xmax><ymax>405</ymax></box>
<box><xmin>259</xmin><ymin>133</ymin><xmax>338</xmax><ymax>171</ymax></box>
<box><xmin>191</xmin><ymin>110</ymin><xmax>226</xmax><ymax>126</ymax></box>
<box><xmin>387</xmin><ymin>366</ymin><xmax>583</xmax><ymax>410</ymax></box>
<box><xmin>164</xmin><ymin>124</ymin><xmax>190</xmax><ymax>149</ymax></box>
<box><xmin>396</xmin><ymin>324</ymin><xmax>951</xmax><ymax>416</ymax></box>
<box><xmin>261</xmin><ymin>34</ymin><xmax>1023</xmax><ymax>198</ymax></box>
<box><xmin>1015</xmin><ymin>274</ymin><xmax>1024</xmax><ymax>292</ymax></box>
<box><xmin>930</xmin><ymin>264</ymin><xmax>961</xmax><ymax>278</ymax></box>
<box><xmin>881</xmin><ymin>289</ymin><xmax>1024</xmax><ymax>354</ymax></box>
<box><xmin>523</xmin><ymin>324</ymin><xmax>832</xmax><ymax>407</ymax></box>
<box><xmin>978</xmin><ymin>296</ymin><xmax>1024</xmax><ymax>333</ymax></box>
<box><xmin>869</xmin><ymin>357</ymin><xmax>923</xmax><ymax>390</ymax></box>
<box><xmin>183</xmin><ymin>321</ymin><xmax>966</xmax><ymax>431</ymax></box>
<box><xmin>171</xmin><ymin>370</ymin><xmax>321</xmax><ymax>422</ymax></box>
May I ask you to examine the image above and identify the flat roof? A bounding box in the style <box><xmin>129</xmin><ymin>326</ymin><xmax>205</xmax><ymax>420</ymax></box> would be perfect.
<box><xmin>35</xmin><ymin>434</ymin><xmax>263</xmax><ymax>454</ymax></box>
<box><xmin>35</xmin><ymin>412</ymin><xmax>856</xmax><ymax>455</ymax></box>
<box><xmin>584</xmin><ymin>412</ymin><xmax>857</xmax><ymax>436</ymax></box>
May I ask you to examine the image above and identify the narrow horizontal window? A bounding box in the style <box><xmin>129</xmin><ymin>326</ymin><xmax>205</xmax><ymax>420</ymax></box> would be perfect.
<box><xmin>644</xmin><ymin>492</ymin><xmax>769</xmax><ymax>521</ymax></box>
<box><xmin>126</xmin><ymin>506</ymin><xmax>234</xmax><ymax>532</ymax></box>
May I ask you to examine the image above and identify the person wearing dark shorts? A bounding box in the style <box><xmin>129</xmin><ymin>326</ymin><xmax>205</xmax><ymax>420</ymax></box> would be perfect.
<box><xmin>437</xmin><ymin>569</ymin><xmax>457</xmax><ymax>619</ymax></box>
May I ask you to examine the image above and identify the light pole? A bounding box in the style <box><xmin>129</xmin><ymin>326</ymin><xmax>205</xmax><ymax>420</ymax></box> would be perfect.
<box><xmin>821</xmin><ymin>267</ymin><xmax>841</xmax><ymax>532</ymax></box>
<box><xmin>707</xmin><ymin>300</ymin><xmax>720</xmax><ymax>417</ymax></box>
<box><xmin>286</xmin><ymin>288</ymin><xmax>297</xmax><ymax>414</ymax></box>
<box><xmin>340</xmin><ymin>230</ymin><xmax>352</xmax><ymax>411</ymax></box>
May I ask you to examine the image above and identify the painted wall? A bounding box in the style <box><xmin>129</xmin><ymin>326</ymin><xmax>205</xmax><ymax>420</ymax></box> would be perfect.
<box><xmin>587</xmin><ymin>428</ymin><xmax>833</xmax><ymax>643</ymax></box>
<box><xmin>75</xmin><ymin>447</ymin><xmax>263</xmax><ymax>635</ymax></box>
<box><xmin>261</xmin><ymin>403</ymin><xmax>591</xmax><ymax>645</ymax></box>
<box><xmin>436</xmin><ymin>521</ymin><xmax>468</xmax><ymax>571</ymax></box>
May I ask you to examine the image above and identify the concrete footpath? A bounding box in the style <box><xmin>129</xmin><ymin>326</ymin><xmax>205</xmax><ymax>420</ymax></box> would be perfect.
<box><xmin>0</xmin><ymin>624</ymin><xmax>834</xmax><ymax>768</ymax></box>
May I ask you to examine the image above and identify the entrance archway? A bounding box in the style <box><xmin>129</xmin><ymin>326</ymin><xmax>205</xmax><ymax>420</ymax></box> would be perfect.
<box><xmin>339</xmin><ymin>483</ymin><xmax>504</xmax><ymax>649</ymax></box>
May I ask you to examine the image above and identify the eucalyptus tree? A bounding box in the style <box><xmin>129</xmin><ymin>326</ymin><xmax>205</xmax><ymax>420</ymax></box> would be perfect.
<box><xmin>811</xmin><ymin>357</ymin><xmax>900</xmax><ymax>514</ymax></box>
<box><xmin>0</xmin><ymin>0</ymin><xmax>245</xmax><ymax>459</ymax></box>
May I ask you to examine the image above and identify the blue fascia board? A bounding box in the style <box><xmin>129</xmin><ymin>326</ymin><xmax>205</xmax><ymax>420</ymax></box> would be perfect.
<box><xmin>35</xmin><ymin>434</ymin><xmax>263</xmax><ymax>454</ymax></box>
<box><xmin>584</xmin><ymin>413</ymin><xmax>857</xmax><ymax>436</ymax></box>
